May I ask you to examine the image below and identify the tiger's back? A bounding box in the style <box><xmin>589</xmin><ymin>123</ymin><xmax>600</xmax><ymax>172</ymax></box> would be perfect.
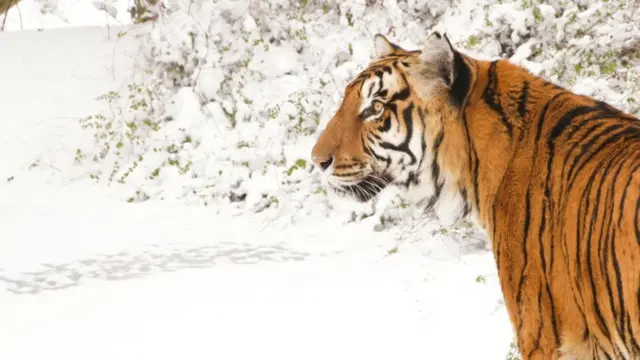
<box><xmin>489</xmin><ymin>58</ymin><xmax>640</xmax><ymax>359</ymax></box>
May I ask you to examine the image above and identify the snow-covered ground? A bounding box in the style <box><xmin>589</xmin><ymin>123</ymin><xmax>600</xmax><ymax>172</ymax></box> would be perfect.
<box><xmin>0</xmin><ymin>182</ymin><xmax>511</xmax><ymax>360</ymax></box>
<box><xmin>0</xmin><ymin>21</ymin><xmax>513</xmax><ymax>360</ymax></box>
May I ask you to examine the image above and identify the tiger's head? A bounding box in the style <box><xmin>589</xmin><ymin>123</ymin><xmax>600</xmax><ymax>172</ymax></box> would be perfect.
<box><xmin>311</xmin><ymin>32</ymin><xmax>475</xmax><ymax>221</ymax></box>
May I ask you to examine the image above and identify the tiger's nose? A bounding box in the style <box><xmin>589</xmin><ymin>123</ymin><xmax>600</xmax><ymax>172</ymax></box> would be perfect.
<box><xmin>312</xmin><ymin>155</ymin><xmax>334</xmax><ymax>171</ymax></box>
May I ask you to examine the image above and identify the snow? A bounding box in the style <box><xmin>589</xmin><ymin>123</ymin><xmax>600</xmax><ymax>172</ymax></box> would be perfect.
<box><xmin>1</xmin><ymin>184</ymin><xmax>512</xmax><ymax>360</ymax></box>
<box><xmin>0</xmin><ymin>26</ymin><xmax>136</xmax><ymax>184</ymax></box>
<box><xmin>2</xmin><ymin>0</ymin><xmax>639</xmax><ymax>359</ymax></box>
<box><xmin>1</xmin><ymin>0</ymin><xmax>132</xmax><ymax>31</ymax></box>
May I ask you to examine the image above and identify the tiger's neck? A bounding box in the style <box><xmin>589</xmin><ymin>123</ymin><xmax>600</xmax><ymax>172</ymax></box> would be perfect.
<box><xmin>442</xmin><ymin>56</ymin><xmax>564</xmax><ymax>230</ymax></box>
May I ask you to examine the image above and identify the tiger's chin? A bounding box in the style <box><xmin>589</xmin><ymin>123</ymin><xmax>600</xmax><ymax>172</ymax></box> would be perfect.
<box><xmin>329</xmin><ymin>174</ymin><xmax>392</xmax><ymax>203</ymax></box>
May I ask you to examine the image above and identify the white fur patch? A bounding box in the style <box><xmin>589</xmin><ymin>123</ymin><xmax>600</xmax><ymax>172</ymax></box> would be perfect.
<box><xmin>434</xmin><ymin>185</ymin><xmax>467</xmax><ymax>226</ymax></box>
<box><xmin>373</xmin><ymin>34</ymin><xmax>395</xmax><ymax>59</ymax></box>
<box><xmin>358</xmin><ymin>77</ymin><xmax>380</xmax><ymax>114</ymax></box>
<box><xmin>421</xmin><ymin>32</ymin><xmax>454</xmax><ymax>66</ymax></box>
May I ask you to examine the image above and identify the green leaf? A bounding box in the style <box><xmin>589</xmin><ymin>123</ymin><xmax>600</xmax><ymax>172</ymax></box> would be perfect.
<box><xmin>294</xmin><ymin>159</ymin><xmax>306</xmax><ymax>168</ymax></box>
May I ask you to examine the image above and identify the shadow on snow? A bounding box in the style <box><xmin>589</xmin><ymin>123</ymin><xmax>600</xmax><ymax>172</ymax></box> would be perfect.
<box><xmin>0</xmin><ymin>242</ymin><xmax>310</xmax><ymax>295</ymax></box>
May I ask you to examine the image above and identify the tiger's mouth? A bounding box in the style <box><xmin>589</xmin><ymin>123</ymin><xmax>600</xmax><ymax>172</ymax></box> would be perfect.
<box><xmin>330</xmin><ymin>174</ymin><xmax>391</xmax><ymax>203</ymax></box>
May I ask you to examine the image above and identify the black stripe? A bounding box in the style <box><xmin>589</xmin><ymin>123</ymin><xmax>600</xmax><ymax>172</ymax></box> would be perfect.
<box><xmin>534</xmin><ymin>92</ymin><xmax>567</xmax><ymax>147</ymax></box>
<box><xmin>611</xmin><ymin>227</ymin><xmax>626</xmax><ymax>348</ymax></box>
<box><xmin>602</xmin><ymin>349</ymin><xmax>614</xmax><ymax>360</ymax></box>
<box><xmin>378</xmin><ymin>115</ymin><xmax>392</xmax><ymax>132</ymax></box>
<box><xmin>593</xmin><ymin>100</ymin><xmax>640</xmax><ymax>123</ymax></box>
<box><xmin>396</xmin><ymin>62</ymin><xmax>411</xmax><ymax>89</ymax></box>
<box><xmin>526</xmin><ymin>288</ymin><xmax>544</xmax><ymax>359</ymax></box>
<box><xmin>335</xmin><ymin>163</ymin><xmax>359</xmax><ymax>169</ymax></box>
<box><xmin>450</xmin><ymin>51</ymin><xmax>472</xmax><ymax>108</ymax></box>
<box><xmin>618</xmin><ymin>160</ymin><xmax>640</xmax><ymax>228</ymax></box>
<box><xmin>387</xmin><ymin>102</ymin><xmax>397</xmax><ymax>117</ymax></box>
<box><xmin>568</xmin><ymin>127</ymin><xmax>640</xmax><ymax>191</ymax></box>
<box><xmin>558</xmin><ymin>122</ymin><xmax>606</xmax><ymax>199</ymax></box>
<box><xmin>347</xmin><ymin>75</ymin><xmax>367</xmax><ymax>91</ymax></box>
<box><xmin>518</xmin><ymin>81</ymin><xmax>529</xmax><ymax>119</ymax></box>
<box><xmin>367</xmin><ymin>82</ymin><xmax>375</xmax><ymax>98</ymax></box>
<box><xmin>542</xmin><ymin>80</ymin><xmax>564</xmax><ymax>91</ymax></box>
<box><xmin>460</xmin><ymin>186</ymin><xmax>471</xmax><ymax>217</ymax></box>
<box><xmin>460</xmin><ymin>76</ymin><xmax>481</xmax><ymax>214</ymax></box>
<box><xmin>482</xmin><ymin>60</ymin><xmax>513</xmax><ymax>136</ymax></box>
<box><xmin>565</xmin><ymin>122</ymin><xmax>624</xmax><ymax>186</ymax></box>
<box><xmin>363</xmin><ymin>134</ymin><xmax>391</xmax><ymax>170</ymax></box>
<box><xmin>538</xmin><ymin>203</ymin><xmax>560</xmax><ymax>347</ymax></box>
<box><xmin>361</xmin><ymin>135</ymin><xmax>370</xmax><ymax>156</ymax></box>
<box><xmin>492</xmin><ymin>197</ymin><xmax>499</xmax><ymax>270</ymax></box>
<box><xmin>432</xmin><ymin>130</ymin><xmax>444</xmax><ymax>161</ymax></box>
<box><xmin>461</xmin><ymin>111</ymin><xmax>480</xmax><ymax>212</ymax></box>
<box><xmin>417</xmin><ymin>106</ymin><xmax>428</xmax><ymax>172</ymax></box>
<box><xmin>575</xmin><ymin>158</ymin><xmax>587</xmax><ymax>282</ymax></box>
<box><xmin>563</xmin><ymin>107</ymin><xmax>609</xmax><ymax>142</ymax></box>
<box><xmin>548</xmin><ymin>106</ymin><xmax>601</xmax><ymax>143</ymax></box>
<box><xmin>627</xmin><ymin>314</ymin><xmax>640</xmax><ymax>354</ymax></box>
<box><xmin>471</xmin><ymin>139</ymin><xmax>480</xmax><ymax>211</ymax></box>
<box><xmin>379</xmin><ymin>103</ymin><xmax>416</xmax><ymax>165</ymax></box>
<box><xmin>401</xmin><ymin>171</ymin><xmax>420</xmax><ymax>189</ymax></box>
<box><xmin>430</xmin><ymin>129</ymin><xmax>445</xmax><ymax>201</ymax></box>
<box><xmin>389</xmin><ymin>87</ymin><xmax>410</xmax><ymax>103</ymax></box>
<box><xmin>637</xmin><ymin>288</ymin><xmax>640</xmax><ymax>336</ymax></box>
<box><xmin>636</xmin><ymin>198</ymin><xmax>640</xmax><ymax>246</ymax></box>
<box><xmin>371</xmin><ymin>150</ymin><xmax>391</xmax><ymax>170</ymax></box>
<box><xmin>516</xmin><ymin>187</ymin><xmax>531</xmax><ymax>317</ymax></box>
<box><xmin>334</xmin><ymin>171</ymin><xmax>364</xmax><ymax>178</ymax></box>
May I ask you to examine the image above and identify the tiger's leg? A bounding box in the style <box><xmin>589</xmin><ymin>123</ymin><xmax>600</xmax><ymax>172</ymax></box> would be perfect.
<box><xmin>558</xmin><ymin>335</ymin><xmax>616</xmax><ymax>360</ymax></box>
<box><xmin>492</xmin><ymin>207</ymin><xmax>563</xmax><ymax>358</ymax></box>
<box><xmin>492</xmin><ymin>213</ymin><xmax>564</xmax><ymax>358</ymax></box>
<box><xmin>497</xmin><ymin>264</ymin><xmax>561</xmax><ymax>360</ymax></box>
<box><xmin>491</xmin><ymin>150</ymin><xmax>573</xmax><ymax>359</ymax></box>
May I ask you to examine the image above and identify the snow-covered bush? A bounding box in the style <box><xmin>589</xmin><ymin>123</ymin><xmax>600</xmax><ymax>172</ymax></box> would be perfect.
<box><xmin>76</xmin><ymin>0</ymin><xmax>640</xmax><ymax>227</ymax></box>
<box><xmin>443</xmin><ymin>0</ymin><xmax>640</xmax><ymax>112</ymax></box>
<box><xmin>76</xmin><ymin>0</ymin><xmax>444</xmax><ymax>221</ymax></box>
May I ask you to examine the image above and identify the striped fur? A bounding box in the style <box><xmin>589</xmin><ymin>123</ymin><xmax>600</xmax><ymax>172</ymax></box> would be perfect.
<box><xmin>310</xmin><ymin>32</ymin><xmax>640</xmax><ymax>359</ymax></box>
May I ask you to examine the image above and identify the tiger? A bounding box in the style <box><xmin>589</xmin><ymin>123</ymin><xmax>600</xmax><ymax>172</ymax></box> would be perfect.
<box><xmin>310</xmin><ymin>31</ymin><xmax>640</xmax><ymax>360</ymax></box>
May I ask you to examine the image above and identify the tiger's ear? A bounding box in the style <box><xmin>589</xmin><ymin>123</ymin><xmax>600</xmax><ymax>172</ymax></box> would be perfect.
<box><xmin>373</xmin><ymin>34</ymin><xmax>399</xmax><ymax>59</ymax></box>
<box><xmin>420</xmin><ymin>31</ymin><xmax>456</xmax><ymax>87</ymax></box>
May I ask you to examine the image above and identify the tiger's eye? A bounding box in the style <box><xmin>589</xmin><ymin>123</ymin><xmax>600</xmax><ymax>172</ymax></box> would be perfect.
<box><xmin>373</xmin><ymin>101</ymin><xmax>383</xmax><ymax>112</ymax></box>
